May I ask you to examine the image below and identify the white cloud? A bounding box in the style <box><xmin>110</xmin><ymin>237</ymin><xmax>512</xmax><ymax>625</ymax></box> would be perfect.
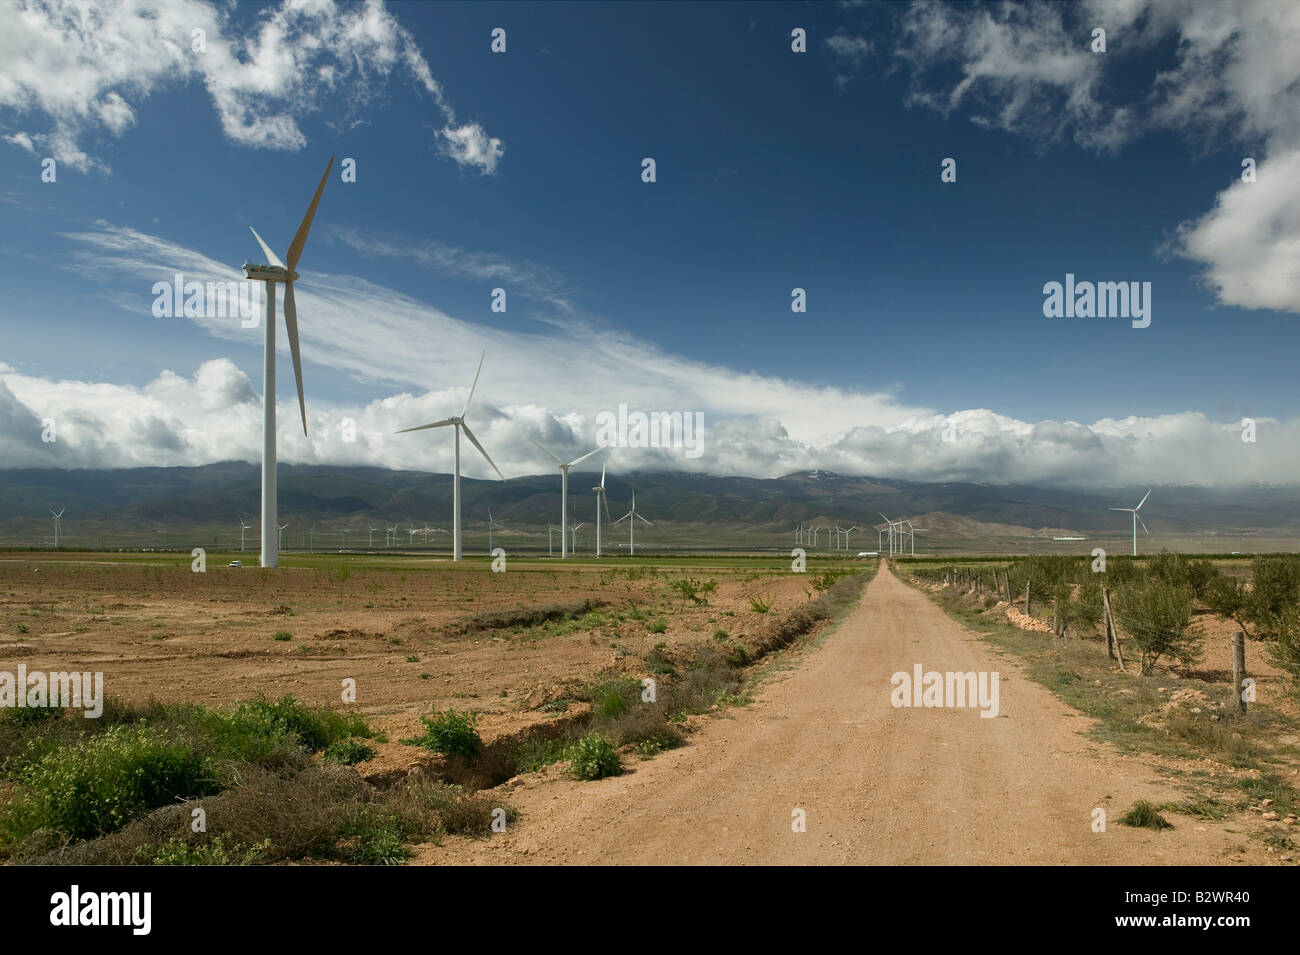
<box><xmin>0</xmin><ymin>0</ymin><xmax>502</xmax><ymax>173</ymax></box>
<box><xmin>890</xmin><ymin>0</ymin><xmax>1300</xmax><ymax>314</ymax></box>
<box><xmin>435</xmin><ymin>122</ymin><xmax>505</xmax><ymax>176</ymax></box>
<box><xmin>4</xmin><ymin>222</ymin><xmax>1296</xmax><ymax>487</ymax></box>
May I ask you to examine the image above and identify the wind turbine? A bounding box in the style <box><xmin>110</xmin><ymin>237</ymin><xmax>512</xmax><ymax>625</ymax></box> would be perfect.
<box><xmin>842</xmin><ymin>525</ymin><xmax>857</xmax><ymax>551</ymax></box>
<box><xmin>487</xmin><ymin>509</ymin><xmax>504</xmax><ymax>552</ymax></box>
<box><xmin>243</xmin><ymin>155</ymin><xmax>333</xmax><ymax>570</ymax></box>
<box><xmin>879</xmin><ymin>514</ymin><xmax>895</xmax><ymax>555</ymax></box>
<box><xmin>570</xmin><ymin>521</ymin><xmax>585</xmax><ymax>552</ymax></box>
<box><xmin>531</xmin><ymin>440</ymin><xmax>602</xmax><ymax>559</ymax></box>
<box><xmin>238</xmin><ymin>517</ymin><xmax>251</xmax><ymax>552</ymax></box>
<box><xmin>593</xmin><ymin>462</ymin><xmax>612</xmax><ymax>558</ymax></box>
<box><xmin>50</xmin><ymin>507</ymin><xmax>64</xmax><ymax>548</ymax></box>
<box><xmin>1110</xmin><ymin>489</ymin><xmax>1152</xmax><ymax>557</ymax></box>
<box><xmin>368</xmin><ymin>526</ymin><xmax>377</xmax><ymax>548</ymax></box>
<box><xmin>397</xmin><ymin>352</ymin><xmax>504</xmax><ymax>561</ymax></box>
<box><xmin>277</xmin><ymin>523</ymin><xmax>288</xmax><ymax>551</ymax></box>
<box><xmin>615</xmin><ymin>491</ymin><xmax>653</xmax><ymax>555</ymax></box>
<box><xmin>546</xmin><ymin>523</ymin><xmax>558</xmax><ymax>557</ymax></box>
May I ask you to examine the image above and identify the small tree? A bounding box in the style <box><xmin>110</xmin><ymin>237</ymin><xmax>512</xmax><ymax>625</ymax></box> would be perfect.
<box><xmin>1266</xmin><ymin>605</ymin><xmax>1300</xmax><ymax>695</ymax></box>
<box><xmin>1114</xmin><ymin>577</ymin><xmax>1200</xmax><ymax>675</ymax></box>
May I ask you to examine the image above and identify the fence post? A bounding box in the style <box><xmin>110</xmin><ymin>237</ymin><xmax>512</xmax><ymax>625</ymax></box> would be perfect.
<box><xmin>1025</xmin><ymin>581</ymin><xmax>1031</xmax><ymax>616</ymax></box>
<box><xmin>1232</xmin><ymin>632</ymin><xmax>1247</xmax><ymax>715</ymax></box>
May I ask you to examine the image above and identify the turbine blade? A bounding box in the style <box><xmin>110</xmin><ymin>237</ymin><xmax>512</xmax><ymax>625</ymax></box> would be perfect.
<box><xmin>566</xmin><ymin>447</ymin><xmax>603</xmax><ymax>468</ymax></box>
<box><xmin>462</xmin><ymin>350</ymin><xmax>485</xmax><ymax>417</ymax></box>
<box><xmin>602</xmin><ymin>491</ymin><xmax>612</xmax><ymax>523</ymax></box>
<box><xmin>600</xmin><ymin>460</ymin><xmax>606</xmax><ymax>488</ymax></box>
<box><xmin>283</xmin><ymin>282</ymin><xmax>307</xmax><ymax>436</ymax></box>
<box><xmin>395</xmin><ymin>418</ymin><xmax>456</xmax><ymax>433</ymax></box>
<box><xmin>1136</xmin><ymin>489</ymin><xmax>1152</xmax><ymax>510</ymax></box>
<box><xmin>615</xmin><ymin>511</ymin><xmax>632</xmax><ymax>523</ymax></box>
<box><xmin>637</xmin><ymin>514</ymin><xmax>653</xmax><ymax>526</ymax></box>
<box><xmin>249</xmin><ymin>227</ymin><xmax>285</xmax><ymax>269</ymax></box>
<box><xmin>530</xmin><ymin>438</ymin><xmax>565</xmax><ymax>466</ymax></box>
<box><xmin>1138</xmin><ymin>515</ymin><xmax>1150</xmax><ymax>535</ymax></box>
<box><xmin>286</xmin><ymin>155</ymin><xmax>334</xmax><ymax>271</ymax></box>
<box><xmin>461</xmin><ymin>422</ymin><xmax>504</xmax><ymax>479</ymax></box>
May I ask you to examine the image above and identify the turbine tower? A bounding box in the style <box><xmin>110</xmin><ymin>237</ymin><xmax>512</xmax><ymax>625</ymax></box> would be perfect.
<box><xmin>593</xmin><ymin>462</ymin><xmax>612</xmax><ymax>558</ymax></box>
<box><xmin>615</xmin><ymin>491</ymin><xmax>653</xmax><ymax>556</ymax></box>
<box><xmin>243</xmin><ymin>155</ymin><xmax>334</xmax><ymax>569</ymax></box>
<box><xmin>1110</xmin><ymin>489</ymin><xmax>1152</xmax><ymax>557</ymax></box>
<box><xmin>530</xmin><ymin>440</ymin><xmax>602</xmax><ymax>559</ymax></box>
<box><xmin>397</xmin><ymin>352</ymin><xmax>504</xmax><ymax>561</ymax></box>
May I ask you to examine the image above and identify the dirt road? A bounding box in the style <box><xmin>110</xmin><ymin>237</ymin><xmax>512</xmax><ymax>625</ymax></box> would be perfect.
<box><xmin>422</xmin><ymin>563</ymin><xmax>1250</xmax><ymax>865</ymax></box>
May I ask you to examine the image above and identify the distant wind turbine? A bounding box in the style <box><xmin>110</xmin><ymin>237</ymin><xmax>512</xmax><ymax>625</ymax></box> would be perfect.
<box><xmin>50</xmin><ymin>507</ymin><xmax>64</xmax><ymax>548</ymax></box>
<box><xmin>593</xmin><ymin>462</ymin><xmax>612</xmax><ymax>558</ymax></box>
<box><xmin>238</xmin><ymin>516</ymin><xmax>251</xmax><ymax>552</ymax></box>
<box><xmin>487</xmin><ymin>509</ymin><xmax>504</xmax><ymax>552</ymax></box>
<box><xmin>243</xmin><ymin>155</ymin><xmax>334</xmax><ymax>570</ymax></box>
<box><xmin>615</xmin><ymin>491</ymin><xmax>653</xmax><ymax>556</ymax></box>
<box><xmin>1110</xmin><ymin>489</ymin><xmax>1152</xmax><ymax>557</ymax></box>
<box><xmin>397</xmin><ymin>352</ymin><xmax>504</xmax><ymax>561</ymax></box>
<box><xmin>531</xmin><ymin>440</ymin><xmax>602</xmax><ymax>559</ymax></box>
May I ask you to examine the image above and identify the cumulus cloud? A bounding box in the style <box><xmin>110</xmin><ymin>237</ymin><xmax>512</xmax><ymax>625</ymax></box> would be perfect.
<box><xmin>1</xmin><ymin>360</ymin><xmax>1294</xmax><ymax>487</ymax></box>
<box><xmin>0</xmin><ymin>0</ymin><xmax>502</xmax><ymax>174</ymax></box>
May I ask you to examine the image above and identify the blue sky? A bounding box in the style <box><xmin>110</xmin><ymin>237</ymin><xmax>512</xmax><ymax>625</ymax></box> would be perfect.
<box><xmin>1</xmin><ymin>0</ymin><xmax>1298</xmax><ymax>486</ymax></box>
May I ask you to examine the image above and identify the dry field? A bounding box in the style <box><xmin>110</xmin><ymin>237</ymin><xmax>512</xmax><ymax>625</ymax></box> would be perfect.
<box><xmin>0</xmin><ymin>553</ymin><xmax>824</xmax><ymax>784</ymax></box>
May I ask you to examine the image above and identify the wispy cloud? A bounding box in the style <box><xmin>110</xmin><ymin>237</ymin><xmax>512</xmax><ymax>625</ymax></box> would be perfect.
<box><xmin>3</xmin><ymin>222</ymin><xmax>1296</xmax><ymax>487</ymax></box>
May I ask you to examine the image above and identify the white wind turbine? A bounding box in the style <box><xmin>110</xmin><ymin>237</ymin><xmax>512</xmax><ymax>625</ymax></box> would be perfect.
<box><xmin>570</xmin><ymin>521</ymin><xmax>585</xmax><ymax>552</ymax></box>
<box><xmin>397</xmin><ymin>352</ymin><xmax>504</xmax><ymax>561</ymax></box>
<box><xmin>1110</xmin><ymin>489</ymin><xmax>1152</xmax><ymax>557</ymax></box>
<box><xmin>842</xmin><ymin>525</ymin><xmax>857</xmax><ymax>551</ymax></box>
<box><xmin>368</xmin><ymin>526</ymin><xmax>377</xmax><ymax>548</ymax></box>
<box><xmin>277</xmin><ymin>523</ymin><xmax>288</xmax><ymax>551</ymax></box>
<box><xmin>615</xmin><ymin>491</ymin><xmax>652</xmax><ymax>555</ymax></box>
<box><xmin>242</xmin><ymin>156</ymin><xmax>333</xmax><ymax>569</ymax></box>
<box><xmin>487</xmin><ymin>509</ymin><xmax>504</xmax><ymax>552</ymax></box>
<box><xmin>50</xmin><ymin>507</ymin><xmax>64</xmax><ymax>548</ymax></box>
<box><xmin>238</xmin><ymin>516</ymin><xmax>251</xmax><ymax>552</ymax></box>
<box><xmin>530</xmin><ymin>440</ymin><xmax>602</xmax><ymax>559</ymax></box>
<box><xmin>386</xmin><ymin>523</ymin><xmax>399</xmax><ymax>547</ymax></box>
<box><xmin>592</xmin><ymin>462</ymin><xmax>612</xmax><ymax>558</ymax></box>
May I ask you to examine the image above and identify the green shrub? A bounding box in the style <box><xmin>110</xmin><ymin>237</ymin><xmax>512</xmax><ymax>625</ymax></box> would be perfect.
<box><xmin>2</xmin><ymin>725</ymin><xmax>216</xmax><ymax>842</ymax></box>
<box><xmin>1114</xmin><ymin>578</ymin><xmax>1199</xmax><ymax>675</ymax></box>
<box><xmin>272</xmin><ymin>631</ymin><xmax>292</xmax><ymax>641</ymax></box>
<box><xmin>336</xmin><ymin>807</ymin><xmax>408</xmax><ymax>865</ymax></box>
<box><xmin>151</xmin><ymin>835</ymin><xmax>269</xmax><ymax>865</ymax></box>
<box><xmin>647</xmin><ymin>619</ymin><xmax>667</xmax><ymax>634</ymax></box>
<box><xmin>221</xmin><ymin>695</ymin><xmax>372</xmax><ymax>754</ymax></box>
<box><xmin>568</xmin><ymin>734</ymin><xmax>621</xmax><ymax>780</ymax></box>
<box><xmin>404</xmin><ymin>708</ymin><xmax>482</xmax><ymax>759</ymax></box>
<box><xmin>584</xmin><ymin>678</ymin><xmax>641</xmax><ymax>721</ymax></box>
<box><xmin>322</xmin><ymin>739</ymin><xmax>376</xmax><ymax>765</ymax></box>
<box><xmin>1118</xmin><ymin>800</ymin><xmax>1173</xmax><ymax>830</ymax></box>
<box><xmin>749</xmin><ymin>595</ymin><xmax>771</xmax><ymax>614</ymax></box>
